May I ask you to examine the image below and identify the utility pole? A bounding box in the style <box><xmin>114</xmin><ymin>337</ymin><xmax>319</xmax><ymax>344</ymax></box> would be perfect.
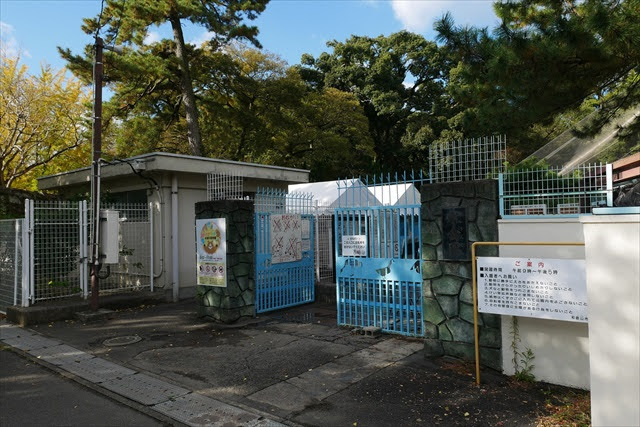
<box><xmin>90</xmin><ymin>36</ymin><xmax>104</xmax><ymax>311</ymax></box>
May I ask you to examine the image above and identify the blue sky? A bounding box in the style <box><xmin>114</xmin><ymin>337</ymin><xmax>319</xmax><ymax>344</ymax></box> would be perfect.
<box><xmin>1</xmin><ymin>0</ymin><xmax>499</xmax><ymax>74</ymax></box>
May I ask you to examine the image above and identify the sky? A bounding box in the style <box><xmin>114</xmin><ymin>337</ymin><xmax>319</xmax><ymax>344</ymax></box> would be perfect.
<box><xmin>1</xmin><ymin>0</ymin><xmax>500</xmax><ymax>74</ymax></box>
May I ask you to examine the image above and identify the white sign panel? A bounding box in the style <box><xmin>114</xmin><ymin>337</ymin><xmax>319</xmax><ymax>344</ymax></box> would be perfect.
<box><xmin>195</xmin><ymin>218</ymin><xmax>227</xmax><ymax>287</ymax></box>
<box><xmin>342</xmin><ymin>235</ymin><xmax>367</xmax><ymax>257</ymax></box>
<box><xmin>270</xmin><ymin>214</ymin><xmax>302</xmax><ymax>264</ymax></box>
<box><xmin>477</xmin><ymin>257</ymin><xmax>587</xmax><ymax>323</ymax></box>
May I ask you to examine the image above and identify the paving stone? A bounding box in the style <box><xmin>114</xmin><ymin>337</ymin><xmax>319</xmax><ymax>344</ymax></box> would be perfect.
<box><xmin>28</xmin><ymin>344</ymin><xmax>94</xmax><ymax>366</ymax></box>
<box><xmin>247</xmin><ymin>381</ymin><xmax>318</xmax><ymax>413</ymax></box>
<box><xmin>0</xmin><ymin>324</ymin><xmax>34</xmax><ymax>340</ymax></box>
<box><xmin>100</xmin><ymin>373</ymin><xmax>190</xmax><ymax>406</ymax></box>
<box><xmin>369</xmin><ymin>339</ymin><xmax>423</xmax><ymax>358</ymax></box>
<box><xmin>285</xmin><ymin>361</ymin><xmax>371</xmax><ymax>401</ymax></box>
<box><xmin>153</xmin><ymin>392</ymin><xmax>283</xmax><ymax>427</ymax></box>
<box><xmin>62</xmin><ymin>356</ymin><xmax>136</xmax><ymax>384</ymax></box>
<box><xmin>341</xmin><ymin>348</ymin><xmax>394</xmax><ymax>366</ymax></box>
<box><xmin>1</xmin><ymin>334</ymin><xmax>61</xmax><ymax>351</ymax></box>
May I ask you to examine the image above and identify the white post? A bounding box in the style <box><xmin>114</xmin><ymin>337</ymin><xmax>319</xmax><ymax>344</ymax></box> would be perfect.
<box><xmin>314</xmin><ymin>201</ymin><xmax>320</xmax><ymax>283</ymax></box>
<box><xmin>149</xmin><ymin>201</ymin><xmax>154</xmax><ymax>292</ymax></box>
<box><xmin>606</xmin><ymin>163</ymin><xmax>614</xmax><ymax>207</ymax></box>
<box><xmin>171</xmin><ymin>175</ymin><xmax>179</xmax><ymax>302</ymax></box>
<box><xmin>13</xmin><ymin>219</ymin><xmax>20</xmax><ymax>306</ymax></box>
<box><xmin>21</xmin><ymin>199</ymin><xmax>31</xmax><ymax>307</ymax></box>
<box><xmin>29</xmin><ymin>199</ymin><xmax>34</xmax><ymax>304</ymax></box>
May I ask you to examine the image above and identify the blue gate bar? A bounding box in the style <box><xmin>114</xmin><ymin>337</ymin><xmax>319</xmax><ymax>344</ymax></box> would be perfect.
<box><xmin>335</xmin><ymin>172</ymin><xmax>427</xmax><ymax>337</ymax></box>
<box><xmin>255</xmin><ymin>188</ymin><xmax>315</xmax><ymax>313</ymax></box>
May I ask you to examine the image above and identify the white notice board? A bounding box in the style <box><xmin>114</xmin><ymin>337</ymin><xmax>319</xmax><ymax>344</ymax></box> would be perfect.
<box><xmin>477</xmin><ymin>257</ymin><xmax>587</xmax><ymax>323</ymax></box>
<box><xmin>342</xmin><ymin>235</ymin><xmax>367</xmax><ymax>257</ymax></box>
<box><xmin>195</xmin><ymin>218</ymin><xmax>227</xmax><ymax>287</ymax></box>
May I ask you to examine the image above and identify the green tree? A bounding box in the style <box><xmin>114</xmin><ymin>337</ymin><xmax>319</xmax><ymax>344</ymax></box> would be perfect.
<box><xmin>197</xmin><ymin>46</ymin><xmax>374</xmax><ymax>180</ymax></box>
<box><xmin>60</xmin><ymin>0</ymin><xmax>269</xmax><ymax>156</ymax></box>
<box><xmin>298</xmin><ymin>31</ymin><xmax>452</xmax><ymax>171</ymax></box>
<box><xmin>0</xmin><ymin>56</ymin><xmax>90</xmax><ymax>191</ymax></box>
<box><xmin>435</xmin><ymin>0</ymin><xmax>640</xmax><ymax>156</ymax></box>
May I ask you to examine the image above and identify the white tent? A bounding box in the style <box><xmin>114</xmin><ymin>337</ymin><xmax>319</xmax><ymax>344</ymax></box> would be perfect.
<box><xmin>366</xmin><ymin>183</ymin><xmax>420</xmax><ymax>206</ymax></box>
<box><xmin>289</xmin><ymin>179</ymin><xmax>381</xmax><ymax>210</ymax></box>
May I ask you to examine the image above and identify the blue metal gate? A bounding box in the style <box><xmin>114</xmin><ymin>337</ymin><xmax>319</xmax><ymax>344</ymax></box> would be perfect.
<box><xmin>335</xmin><ymin>174</ymin><xmax>424</xmax><ymax>336</ymax></box>
<box><xmin>254</xmin><ymin>188</ymin><xmax>315</xmax><ymax>313</ymax></box>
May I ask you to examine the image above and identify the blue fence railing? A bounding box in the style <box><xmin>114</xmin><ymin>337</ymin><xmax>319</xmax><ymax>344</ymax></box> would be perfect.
<box><xmin>254</xmin><ymin>188</ymin><xmax>315</xmax><ymax>313</ymax></box>
<box><xmin>335</xmin><ymin>173</ymin><xmax>426</xmax><ymax>337</ymax></box>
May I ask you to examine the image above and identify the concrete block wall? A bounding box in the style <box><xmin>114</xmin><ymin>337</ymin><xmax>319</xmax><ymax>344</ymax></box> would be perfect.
<box><xmin>194</xmin><ymin>200</ymin><xmax>255</xmax><ymax>323</ymax></box>
<box><xmin>421</xmin><ymin>180</ymin><xmax>502</xmax><ymax>370</ymax></box>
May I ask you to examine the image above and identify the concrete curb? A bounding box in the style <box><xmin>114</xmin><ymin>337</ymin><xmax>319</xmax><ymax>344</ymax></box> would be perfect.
<box><xmin>0</xmin><ymin>322</ymin><xmax>293</xmax><ymax>427</ymax></box>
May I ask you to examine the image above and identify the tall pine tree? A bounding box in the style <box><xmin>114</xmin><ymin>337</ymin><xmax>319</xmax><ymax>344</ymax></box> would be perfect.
<box><xmin>60</xmin><ymin>0</ymin><xmax>269</xmax><ymax>156</ymax></box>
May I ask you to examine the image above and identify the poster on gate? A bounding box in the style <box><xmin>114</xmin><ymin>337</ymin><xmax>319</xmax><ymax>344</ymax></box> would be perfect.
<box><xmin>342</xmin><ymin>235</ymin><xmax>367</xmax><ymax>257</ymax></box>
<box><xmin>195</xmin><ymin>218</ymin><xmax>227</xmax><ymax>287</ymax></box>
<box><xmin>270</xmin><ymin>214</ymin><xmax>302</xmax><ymax>264</ymax></box>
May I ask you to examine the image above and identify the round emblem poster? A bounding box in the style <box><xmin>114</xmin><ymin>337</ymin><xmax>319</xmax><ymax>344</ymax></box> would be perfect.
<box><xmin>195</xmin><ymin>218</ymin><xmax>227</xmax><ymax>287</ymax></box>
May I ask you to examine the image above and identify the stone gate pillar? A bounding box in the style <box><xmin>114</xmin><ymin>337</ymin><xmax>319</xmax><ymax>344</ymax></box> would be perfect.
<box><xmin>195</xmin><ymin>200</ymin><xmax>255</xmax><ymax>323</ymax></box>
<box><xmin>421</xmin><ymin>180</ymin><xmax>502</xmax><ymax>370</ymax></box>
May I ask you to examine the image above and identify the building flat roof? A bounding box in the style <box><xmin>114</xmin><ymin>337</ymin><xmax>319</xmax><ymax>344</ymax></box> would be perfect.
<box><xmin>37</xmin><ymin>152</ymin><xmax>310</xmax><ymax>190</ymax></box>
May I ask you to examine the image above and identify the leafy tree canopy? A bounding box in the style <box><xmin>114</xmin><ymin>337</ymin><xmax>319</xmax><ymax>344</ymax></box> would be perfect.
<box><xmin>107</xmin><ymin>44</ymin><xmax>375</xmax><ymax>180</ymax></box>
<box><xmin>59</xmin><ymin>0</ymin><xmax>269</xmax><ymax>156</ymax></box>
<box><xmin>0</xmin><ymin>56</ymin><xmax>90</xmax><ymax>191</ymax></box>
<box><xmin>298</xmin><ymin>31</ymin><xmax>453</xmax><ymax>171</ymax></box>
<box><xmin>435</xmin><ymin>0</ymin><xmax>640</xmax><ymax>156</ymax></box>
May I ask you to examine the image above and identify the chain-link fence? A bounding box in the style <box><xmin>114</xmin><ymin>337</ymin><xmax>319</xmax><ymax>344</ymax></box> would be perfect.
<box><xmin>0</xmin><ymin>219</ymin><xmax>22</xmax><ymax>312</ymax></box>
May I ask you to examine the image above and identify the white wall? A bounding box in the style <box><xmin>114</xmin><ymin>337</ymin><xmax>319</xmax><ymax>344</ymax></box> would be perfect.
<box><xmin>498</xmin><ymin>218</ymin><xmax>589</xmax><ymax>389</ymax></box>
<box><xmin>581</xmin><ymin>214</ymin><xmax>640</xmax><ymax>427</ymax></box>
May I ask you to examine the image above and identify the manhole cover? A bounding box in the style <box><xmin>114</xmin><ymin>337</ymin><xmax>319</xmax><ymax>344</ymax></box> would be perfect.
<box><xmin>103</xmin><ymin>335</ymin><xmax>142</xmax><ymax>347</ymax></box>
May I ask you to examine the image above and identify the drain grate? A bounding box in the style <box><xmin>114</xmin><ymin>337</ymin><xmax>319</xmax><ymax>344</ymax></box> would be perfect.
<box><xmin>153</xmin><ymin>392</ymin><xmax>282</xmax><ymax>426</ymax></box>
<box><xmin>103</xmin><ymin>335</ymin><xmax>142</xmax><ymax>347</ymax></box>
<box><xmin>101</xmin><ymin>373</ymin><xmax>190</xmax><ymax>405</ymax></box>
<box><xmin>63</xmin><ymin>356</ymin><xmax>137</xmax><ymax>383</ymax></box>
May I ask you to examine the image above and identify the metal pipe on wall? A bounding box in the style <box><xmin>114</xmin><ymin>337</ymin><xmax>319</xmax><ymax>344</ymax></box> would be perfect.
<box><xmin>171</xmin><ymin>175</ymin><xmax>179</xmax><ymax>302</ymax></box>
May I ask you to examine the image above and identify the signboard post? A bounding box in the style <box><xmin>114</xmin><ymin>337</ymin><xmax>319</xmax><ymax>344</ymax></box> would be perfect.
<box><xmin>470</xmin><ymin>241</ymin><xmax>586</xmax><ymax>385</ymax></box>
<box><xmin>477</xmin><ymin>257</ymin><xmax>587</xmax><ymax>322</ymax></box>
<box><xmin>195</xmin><ymin>218</ymin><xmax>227</xmax><ymax>287</ymax></box>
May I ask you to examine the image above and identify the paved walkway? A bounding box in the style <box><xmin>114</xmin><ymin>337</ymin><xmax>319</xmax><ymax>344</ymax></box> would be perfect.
<box><xmin>0</xmin><ymin>322</ymin><xmax>286</xmax><ymax>426</ymax></box>
<box><xmin>0</xmin><ymin>349</ymin><xmax>162</xmax><ymax>426</ymax></box>
<box><xmin>1</xmin><ymin>301</ymin><xmax>568</xmax><ymax>426</ymax></box>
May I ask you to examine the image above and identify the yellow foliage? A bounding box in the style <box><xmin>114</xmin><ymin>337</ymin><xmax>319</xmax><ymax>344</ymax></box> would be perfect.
<box><xmin>0</xmin><ymin>56</ymin><xmax>90</xmax><ymax>191</ymax></box>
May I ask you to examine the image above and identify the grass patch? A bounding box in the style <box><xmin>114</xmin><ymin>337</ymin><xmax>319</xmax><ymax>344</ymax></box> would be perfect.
<box><xmin>537</xmin><ymin>391</ymin><xmax>590</xmax><ymax>427</ymax></box>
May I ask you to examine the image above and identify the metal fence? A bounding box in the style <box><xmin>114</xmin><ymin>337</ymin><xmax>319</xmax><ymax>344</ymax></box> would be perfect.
<box><xmin>499</xmin><ymin>163</ymin><xmax>613</xmax><ymax>217</ymax></box>
<box><xmin>335</xmin><ymin>174</ymin><xmax>425</xmax><ymax>337</ymax></box>
<box><xmin>3</xmin><ymin>200</ymin><xmax>153</xmax><ymax>307</ymax></box>
<box><xmin>207</xmin><ymin>172</ymin><xmax>244</xmax><ymax>201</ymax></box>
<box><xmin>254</xmin><ymin>188</ymin><xmax>315</xmax><ymax>313</ymax></box>
<box><xmin>30</xmin><ymin>200</ymin><xmax>87</xmax><ymax>302</ymax></box>
<box><xmin>313</xmin><ymin>201</ymin><xmax>334</xmax><ymax>284</ymax></box>
<box><xmin>99</xmin><ymin>203</ymin><xmax>153</xmax><ymax>294</ymax></box>
<box><xmin>428</xmin><ymin>135</ymin><xmax>506</xmax><ymax>183</ymax></box>
<box><xmin>0</xmin><ymin>219</ymin><xmax>22</xmax><ymax>312</ymax></box>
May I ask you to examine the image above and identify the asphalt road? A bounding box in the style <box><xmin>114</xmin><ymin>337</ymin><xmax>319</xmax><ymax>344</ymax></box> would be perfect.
<box><xmin>0</xmin><ymin>348</ymin><xmax>164</xmax><ymax>427</ymax></box>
